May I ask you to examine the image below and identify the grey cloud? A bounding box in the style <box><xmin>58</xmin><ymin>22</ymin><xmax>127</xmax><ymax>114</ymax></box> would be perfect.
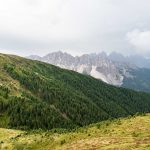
<box><xmin>0</xmin><ymin>0</ymin><xmax>150</xmax><ymax>56</ymax></box>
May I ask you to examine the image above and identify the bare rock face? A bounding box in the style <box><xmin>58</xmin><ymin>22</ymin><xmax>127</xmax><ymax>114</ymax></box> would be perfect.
<box><xmin>27</xmin><ymin>51</ymin><xmax>135</xmax><ymax>86</ymax></box>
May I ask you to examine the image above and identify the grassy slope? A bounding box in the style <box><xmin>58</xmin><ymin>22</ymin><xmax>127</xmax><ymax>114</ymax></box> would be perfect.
<box><xmin>0</xmin><ymin>53</ymin><xmax>150</xmax><ymax>130</ymax></box>
<box><xmin>0</xmin><ymin>114</ymin><xmax>150</xmax><ymax>150</ymax></box>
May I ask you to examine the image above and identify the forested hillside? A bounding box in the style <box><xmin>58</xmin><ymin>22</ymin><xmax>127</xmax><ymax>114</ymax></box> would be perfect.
<box><xmin>0</xmin><ymin>53</ymin><xmax>150</xmax><ymax>130</ymax></box>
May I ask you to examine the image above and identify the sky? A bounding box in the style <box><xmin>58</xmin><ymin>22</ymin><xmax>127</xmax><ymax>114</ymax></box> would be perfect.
<box><xmin>0</xmin><ymin>0</ymin><xmax>150</xmax><ymax>57</ymax></box>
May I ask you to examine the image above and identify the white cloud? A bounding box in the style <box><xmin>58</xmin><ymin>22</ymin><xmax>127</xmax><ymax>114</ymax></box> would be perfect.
<box><xmin>127</xmin><ymin>29</ymin><xmax>150</xmax><ymax>55</ymax></box>
<box><xmin>0</xmin><ymin>49</ymin><xmax>19</xmax><ymax>55</ymax></box>
<box><xmin>0</xmin><ymin>0</ymin><xmax>150</xmax><ymax>56</ymax></box>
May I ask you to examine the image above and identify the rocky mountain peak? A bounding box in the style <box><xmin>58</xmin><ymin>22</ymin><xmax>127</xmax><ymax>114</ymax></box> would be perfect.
<box><xmin>27</xmin><ymin>51</ymin><xmax>126</xmax><ymax>86</ymax></box>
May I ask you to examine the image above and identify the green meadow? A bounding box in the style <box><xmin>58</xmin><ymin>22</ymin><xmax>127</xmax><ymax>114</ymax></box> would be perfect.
<box><xmin>0</xmin><ymin>114</ymin><xmax>150</xmax><ymax>150</ymax></box>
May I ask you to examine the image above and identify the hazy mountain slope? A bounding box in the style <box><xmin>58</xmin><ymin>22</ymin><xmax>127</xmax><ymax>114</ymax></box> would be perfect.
<box><xmin>109</xmin><ymin>52</ymin><xmax>150</xmax><ymax>69</ymax></box>
<box><xmin>0</xmin><ymin>53</ymin><xmax>150</xmax><ymax>130</ymax></box>
<box><xmin>0</xmin><ymin>114</ymin><xmax>150</xmax><ymax>150</ymax></box>
<box><xmin>122</xmin><ymin>68</ymin><xmax>150</xmax><ymax>92</ymax></box>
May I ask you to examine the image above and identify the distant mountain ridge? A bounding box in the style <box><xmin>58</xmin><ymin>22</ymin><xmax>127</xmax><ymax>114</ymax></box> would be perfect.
<box><xmin>27</xmin><ymin>51</ymin><xmax>150</xmax><ymax>92</ymax></box>
<box><xmin>109</xmin><ymin>52</ymin><xmax>150</xmax><ymax>69</ymax></box>
<box><xmin>28</xmin><ymin>51</ymin><xmax>129</xmax><ymax>86</ymax></box>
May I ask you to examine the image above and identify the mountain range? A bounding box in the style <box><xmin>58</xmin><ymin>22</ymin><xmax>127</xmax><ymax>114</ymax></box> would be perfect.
<box><xmin>0</xmin><ymin>53</ymin><xmax>150</xmax><ymax>130</ymax></box>
<box><xmin>28</xmin><ymin>51</ymin><xmax>150</xmax><ymax>92</ymax></box>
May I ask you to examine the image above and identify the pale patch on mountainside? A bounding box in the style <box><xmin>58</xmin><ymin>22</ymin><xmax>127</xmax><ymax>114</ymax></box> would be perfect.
<box><xmin>76</xmin><ymin>64</ymin><xmax>87</xmax><ymax>73</ymax></box>
<box><xmin>90</xmin><ymin>66</ymin><xmax>124</xmax><ymax>86</ymax></box>
<box><xmin>107</xmin><ymin>73</ymin><xmax>124</xmax><ymax>86</ymax></box>
<box><xmin>90</xmin><ymin>66</ymin><xmax>109</xmax><ymax>83</ymax></box>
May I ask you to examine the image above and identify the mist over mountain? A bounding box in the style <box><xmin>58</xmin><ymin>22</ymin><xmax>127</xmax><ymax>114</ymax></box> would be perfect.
<box><xmin>109</xmin><ymin>52</ymin><xmax>150</xmax><ymax>69</ymax></box>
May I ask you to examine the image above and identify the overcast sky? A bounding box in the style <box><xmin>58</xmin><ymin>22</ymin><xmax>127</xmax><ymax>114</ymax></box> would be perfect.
<box><xmin>0</xmin><ymin>0</ymin><xmax>150</xmax><ymax>57</ymax></box>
